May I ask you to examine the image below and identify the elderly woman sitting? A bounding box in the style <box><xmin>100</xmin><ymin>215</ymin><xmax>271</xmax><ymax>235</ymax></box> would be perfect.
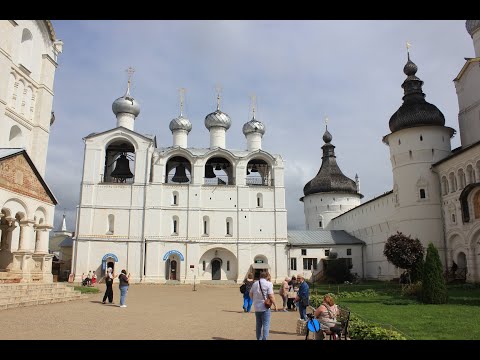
<box><xmin>314</xmin><ymin>294</ymin><xmax>343</xmax><ymax>339</ymax></box>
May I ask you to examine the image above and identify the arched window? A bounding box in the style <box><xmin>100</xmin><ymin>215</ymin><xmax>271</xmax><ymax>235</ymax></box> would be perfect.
<box><xmin>226</xmin><ymin>217</ymin><xmax>233</xmax><ymax>236</ymax></box>
<box><xmin>419</xmin><ymin>189</ymin><xmax>426</xmax><ymax>199</ymax></box>
<box><xmin>452</xmin><ymin>213</ymin><xmax>456</xmax><ymax>223</ymax></box>
<box><xmin>172</xmin><ymin>216</ymin><xmax>179</xmax><ymax>235</ymax></box>
<box><xmin>172</xmin><ymin>191</ymin><xmax>179</xmax><ymax>206</ymax></box>
<box><xmin>203</xmin><ymin>216</ymin><xmax>210</xmax><ymax>236</ymax></box>
<box><xmin>107</xmin><ymin>214</ymin><xmax>114</xmax><ymax>235</ymax></box>
<box><xmin>318</xmin><ymin>216</ymin><xmax>323</xmax><ymax>229</ymax></box>
<box><xmin>104</xmin><ymin>140</ymin><xmax>135</xmax><ymax>183</ymax></box>
<box><xmin>257</xmin><ymin>193</ymin><xmax>263</xmax><ymax>208</ymax></box>
<box><xmin>441</xmin><ymin>176</ymin><xmax>448</xmax><ymax>195</ymax></box>
<box><xmin>466</xmin><ymin>165</ymin><xmax>475</xmax><ymax>185</ymax></box>
<box><xmin>9</xmin><ymin>126</ymin><xmax>23</xmax><ymax>148</ymax></box>
<box><xmin>458</xmin><ymin>169</ymin><xmax>466</xmax><ymax>189</ymax></box>
<box><xmin>449</xmin><ymin>173</ymin><xmax>456</xmax><ymax>192</ymax></box>
<box><xmin>19</xmin><ymin>29</ymin><xmax>33</xmax><ymax>71</ymax></box>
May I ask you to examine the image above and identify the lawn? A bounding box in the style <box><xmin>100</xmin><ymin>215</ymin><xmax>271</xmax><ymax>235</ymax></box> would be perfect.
<box><xmin>308</xmin><ymin>282</ymin><xmax>480</xmax><ymax>340</ymax></box>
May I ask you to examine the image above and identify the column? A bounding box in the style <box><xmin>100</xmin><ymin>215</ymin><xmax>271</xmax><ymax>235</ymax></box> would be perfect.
<box><xmin>34</xmin><ymin>225</ymin><xmax>52</xmax><ymax>254</ymax></box>
<box><xmin>18</xmin><ymin>220</ymin><xmax>35</xmax><ymax>252</ymax></box>
<box><xmin>4</xmin><ymin>217</ymin><xmax>17</xmax><ymax>251</ymax></box>
<box><xmin>467</xmin><ymin>247</ymin><xmax>477</xmax><ymax>283</ymax></box>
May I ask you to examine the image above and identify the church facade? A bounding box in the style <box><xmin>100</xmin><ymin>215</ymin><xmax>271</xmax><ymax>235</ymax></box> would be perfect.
<box><xmin>0</xmin><ymin>20</ymin><xmax>63</xmax><ymax>282</ymax></box>
<box><xmin>71</xmin><ymin>87</ymin><xmax>288</xmax><ymax>283</ymax></box>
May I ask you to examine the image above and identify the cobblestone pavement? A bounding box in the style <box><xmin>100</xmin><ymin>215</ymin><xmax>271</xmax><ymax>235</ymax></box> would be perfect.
<box><xmin>1</xmin><ymin>284</ymin><xmax>312</xmax><ymax>340</ymax></box>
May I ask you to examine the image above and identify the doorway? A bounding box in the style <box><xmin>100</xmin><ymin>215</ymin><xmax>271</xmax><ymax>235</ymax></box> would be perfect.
<box><xmin>212</xmin><ymin>259</ymin><xmax>221</xmax><ymax>280</ymax></box>
<box><xmin>170</xmin><ymin>260</ymin><xmax>177</xmax><ymax>280</ymax></box>
<box><xmin>107</xmin><ymin>261</ymin><xmax>114</xmax><ymax>273</ymax></box>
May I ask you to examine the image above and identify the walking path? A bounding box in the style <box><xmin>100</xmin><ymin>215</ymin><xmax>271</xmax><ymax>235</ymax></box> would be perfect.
<box><xmin>1</xmin><ymin>284</ymin><xmax>311</xmax><ymax>340</ymax></box>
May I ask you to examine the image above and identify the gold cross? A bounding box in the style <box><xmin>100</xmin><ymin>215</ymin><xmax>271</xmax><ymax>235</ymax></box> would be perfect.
<box><xmin>249</xmin><ymin>94</ymin><xmax>257</xmax><ymax>119</ymax></box>
<box><xmin>179</xmin><ymin>87</ymin><xmax>186</xmax><ymax>116</ymax></box>
<box><xmin>215</xmin><ymin>84</ymin><xmax>222</xmax><ymax>110</ymax></box>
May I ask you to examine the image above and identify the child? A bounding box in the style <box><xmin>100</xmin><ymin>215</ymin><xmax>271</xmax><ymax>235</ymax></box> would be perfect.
<box><xmin>91</xmin><ymin>271</ymin><xmax>97</xmax><ymax>286</ymax></box>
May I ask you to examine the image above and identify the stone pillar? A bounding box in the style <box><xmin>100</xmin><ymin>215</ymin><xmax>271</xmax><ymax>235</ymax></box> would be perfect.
<box><xmin>4</xmin><ymin>217</ymin><xmax>17</xmax><ymax>251</ymax></box>
<box><xmin>34</xmin><ymin>225</ymin><xmax>52</xmax><ymax>254</ymax></box>
<box><xmin>18</xmin><ymin>220</ymin><xmax>35</xmax><ymax>251</ymax></box>
<box><xmin>466</xmin><ymin>247</ymin><xmax>477</xmax><ymax>283</ymax></box>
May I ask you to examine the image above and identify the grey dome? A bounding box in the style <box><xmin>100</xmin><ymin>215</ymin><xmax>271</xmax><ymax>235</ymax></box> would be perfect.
<box><xmin>389</xmin><ymin>56</ymin><xmax>445</xmax><ymax>133</ymax></box>
<box><xmin>303</xmin><ymin>129</ymin><xmax>360</xmax><ymax>197</ymax></box>
<box><xmin>242</xmin><ymin>117</ymin><xmax>265</xmax><ymax>136</ymax></box>
<box><xmin>205</xmin><ymin>109</ymin><xmax>231</xmax><ymax>130</ymax></box>
<box><xmin>466</xmin><ymin>20</ymin><xmax>480</xmax><ymax>37</ymax></box>
<box><xmin>169</xmin><ymin>115</ymin><xmax>192</xmax><ymax>133</ymax></box>
<box><xmin>112</xmin><ymin>86</ymin><xmax>140</xmax><ymax>117</ymax></box>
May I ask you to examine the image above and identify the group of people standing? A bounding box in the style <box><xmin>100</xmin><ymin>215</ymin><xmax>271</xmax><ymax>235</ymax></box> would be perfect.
<box><xmin>242</xmin><ymin>272</ymin><xmax>343</xmax><ymax>340</ymax></box>
<box><xmin>101</xmin><ymin>267</ymin><xmax>131</xmax><ymax>308</ymax></box>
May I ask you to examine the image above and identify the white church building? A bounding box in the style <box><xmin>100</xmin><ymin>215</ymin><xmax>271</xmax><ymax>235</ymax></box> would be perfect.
<box><xmin>0</xmin><ymin>20</ymin><xmax>63</xmax><ymax>282</ymax></box>
<box><xmin>72</xmin><ymin>20</ymin><xmax>480</xmax><ymax>284</ymax></box>
<box><xmin>71</xmin><ymin>86</ymin><xmax>288</xmax><ymax>283</ymax></box>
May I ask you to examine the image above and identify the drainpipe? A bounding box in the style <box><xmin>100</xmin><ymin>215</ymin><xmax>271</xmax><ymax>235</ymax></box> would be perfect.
<box><xmin>273</xmin><ymin>166</ymin><xmax>278</xmax><ymax>283</ymax></box>
<box><xmin>140</xmin><ymin>142</ymin><xmax>153</xmax><ymax>282</ymax></box>
<box><xmin>72</xmin><ymin>138</ymin><xmax>87</xmax><ymax>280</ymax></box>
<box><xmin>185</xmin><ymin>179</ymin><xmax>190</xmax><ymax>283</ymax></box>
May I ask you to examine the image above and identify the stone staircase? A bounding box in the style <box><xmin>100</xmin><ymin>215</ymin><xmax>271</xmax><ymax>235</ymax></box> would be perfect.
<box><xmin>0</xmin><ymin>283</ymin><xmax>86</xmax><ymax>310</ymax></box>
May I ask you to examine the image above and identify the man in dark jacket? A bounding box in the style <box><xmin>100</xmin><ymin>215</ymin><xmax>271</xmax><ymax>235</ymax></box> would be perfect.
<box><xmin>295</xmin><ymin>274</ymin><xmax>310</xmax><ymax>320</ymax></box>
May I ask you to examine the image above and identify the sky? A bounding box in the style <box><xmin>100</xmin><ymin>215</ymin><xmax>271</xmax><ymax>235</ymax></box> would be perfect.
<box><xmin>45</xmin><ymin>20</ymin><xmax>474</xmax><ymax>232</ymax></box>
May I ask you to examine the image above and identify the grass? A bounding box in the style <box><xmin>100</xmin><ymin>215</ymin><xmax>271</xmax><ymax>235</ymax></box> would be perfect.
<box><xmin>73</xmin><ymin>286</ymin><xmax>101</xmax><ymax>294</ymax></box>
<box><xmin>308</xmin><ymin>281</ymin><xmax>480</xmax><ymax>340</ymax></box>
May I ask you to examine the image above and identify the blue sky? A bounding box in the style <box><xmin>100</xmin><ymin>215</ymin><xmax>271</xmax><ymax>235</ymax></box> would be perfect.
<box><xmin>45</xmin><ymin>20</ymin><xmax>474</xmax><ymax>231</ymax></box>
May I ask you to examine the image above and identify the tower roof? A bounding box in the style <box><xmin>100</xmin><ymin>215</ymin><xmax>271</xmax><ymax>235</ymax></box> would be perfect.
<box><xmin>389</xmin><ymin>54</ymin><xmax>445</xmax><ymax>133</ymax></box>
<box><xmin>466</xmin><ymin>20</ymin><xmax>480</xmax><ymax>37</ymax></box>
<box><xmin>112</xmin><ymin>80</ymin><xmax>140</xmax><ymax>118</ymax></box>
<box><xmin>303</xmin><ymin>127</ymin><xmax>361</xmax><ymax>197</ymax></box>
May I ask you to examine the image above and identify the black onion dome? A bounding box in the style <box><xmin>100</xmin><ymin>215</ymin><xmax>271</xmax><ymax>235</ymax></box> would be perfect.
<box><xmin>389</xmin><ymin>55</ymin><xmax>445</xmax><ymax>133</ymax></box>
<box><xmin>303</xmin><ymin>129</ymin><xmax>359</xmax><ymax>197</ymax></box>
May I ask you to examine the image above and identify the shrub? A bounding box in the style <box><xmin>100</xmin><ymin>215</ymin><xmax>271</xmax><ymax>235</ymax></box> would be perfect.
<box><xmin>384</xmin><ymin>232</ymin><xmax>424</xmax><ymax>283</ymax></box>
<box><xmin>401</xmin><ymin>281</ymin><xmax>422</xmax><ymax>299</ymax></box>
<box><xmin>410</xmin><ymin>257</ymin><xmax>424</xmax><ymax>283</ymax></box>
<box><xmin>323</xmin><ymin>258</ymin><xmax>353</xmax><ymax>283</ymax></box>
<box><xmin>422</xmin><ymin>243</ymin><xmax>448</xmax><ymax>304</ymax></box>
<box><xmin>348</xmin><ymin>314</ymin><xmax>407</xmax><ymax>340</ymax></box>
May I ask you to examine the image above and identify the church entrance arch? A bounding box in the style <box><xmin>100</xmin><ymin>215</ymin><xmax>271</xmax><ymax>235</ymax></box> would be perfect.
<box><xmin>101</xmin><ymin>253</ymin><xmax>118</xmax><ymax>277</ymax></box>
<box><xmin>211</xmin><ymin>259</ymin><xmax>222</xmax><ymax>280</ymax></box>
<box><xmin>163</xmin><ymin>250</ymin><xmax>184</xmax><ymax>281</ymax></box>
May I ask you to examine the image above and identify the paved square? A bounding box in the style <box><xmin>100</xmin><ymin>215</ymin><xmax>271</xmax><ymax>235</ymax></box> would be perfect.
<box><xmin>1</xmin><ymin>284</ymin><xmax>306</xmax><ymax>340</ymax></box>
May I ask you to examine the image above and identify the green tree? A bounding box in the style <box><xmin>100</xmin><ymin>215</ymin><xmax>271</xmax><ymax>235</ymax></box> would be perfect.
<box><xmin>384</xmin><ymin>231</ymin><xmax>424</xmax><ymax>283</ymax></box>
<box><xmin>410</xmin><ymin>257</ymin><xmax>424</xmax><ymax>283</ymax></box>
<box><xmin>422</xmin><ymin>243</ymin><xmax>448</xmax><ymax>304</ymax></box>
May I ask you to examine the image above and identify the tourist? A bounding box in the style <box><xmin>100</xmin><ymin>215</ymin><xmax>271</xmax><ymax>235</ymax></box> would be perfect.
<box><xmin>295</xmin><ymin>273</ymin><xmax>309</xmax><ymax>320</ymax></box>
<box><xmin>266</xmin><ymin>273</ymin><xmax>278</xmax><ymax>311</ymax></box>
<box><xmin>250</xmin><ymin>271</ymin><xmax>275</xmax><ymax>340</ymax></box>
<box><xmin>287</xmin><ymin>276</ymin><xmax>297</xmax><ymax>310</ymax></box>
<box><xmin>279</xmin><ymin>277</ymin><xmax>290</xmax><ymax>311</ymax></box>
<box><xmin>91</xmin><ymin>271</ymin><xmax>97</xmax><ymax>286</ymax></box>
<box><xmin>102</xmin><ymin>267</ymin><xmax>115</xmax><ymax>304</ymax></box>
<box><xmin>314</xmin><ymin>294</ymin><xmax>342</xmax><ymax>339</ymax></box>
<box><xmin>118</xmin><ymin>269</ymin><xmax>130</xmax><ymax>308</ymax></box>
<box><xmin>242</xmin><ymin>272</ymin><xmax>255</xmax><ymax>312</ymax></box>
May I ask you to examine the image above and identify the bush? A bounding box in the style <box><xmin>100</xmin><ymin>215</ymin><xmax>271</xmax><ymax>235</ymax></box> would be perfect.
<box><xmin>309</xmin><ymin>290</ymin><xmax>378</xmax><ymax>308</ymax></box>
<box><xmin>410</xmin><ymin>258</ymin><xmax>424</xmax><ymax>283</ymax></box>
<box><xmin>422</xmin><ymin>243</ymin><xmax>448</xmax><ymax>304</ymax></box>
<box><xmin>323</xmin><ymin>258</ymin><xmax>353</xmax><ymax>283</ymax></box>
<box><xmin>384</xmin><ymin>232</ymin><xmax>424</xmax><ymax>283</ymax></box>
<box><xmin>349</xmin><ymin>314</ymin><xmax>407</xmax><ymax>340</ymax></box>
<box><xmin>401</xmin><ymin>281</ymin><xmax>422</xmax><ymax>299</ymax></box>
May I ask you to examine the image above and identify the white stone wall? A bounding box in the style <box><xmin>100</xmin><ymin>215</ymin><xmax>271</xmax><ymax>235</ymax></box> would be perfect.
<box><xmin>435</xmin><ymin>143</ymin><xmax>480</xmax><ymax>282</ymax></box>
<box><xmin>0</xmin><ymin>20</ymin><xmax>60</xmax><ymax>176</ymax></box>
<box><xmin>303</xmin><ymin>193</ymin><xmax>361</xmax><ymax>230</ymax></box>
<box><xmin>73</xmin><ymin>127</ymin><xmax>288</xmax><ymax>283</ymax></box>
<box><xmin>456</xmin><ymin>61</ymin><xmax>480</xmax><ymax>148</ymax></box>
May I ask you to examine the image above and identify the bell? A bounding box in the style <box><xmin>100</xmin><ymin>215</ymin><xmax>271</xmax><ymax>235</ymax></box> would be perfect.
<box><xmin>111</xmin><ymin>154</ymin><xmax>133</xmax><ymax>181</ymax></box>
<box><xmin>171</xmin><ymin>164</ymin><xmax>189</xmax><ymax>183</ymax></box>
<box><xmin>205</xmin><ymin>164</ymin><xmax>216</xmax><ymax>178</ymax></box>
<box><xmin>251</xmin><ymin>165</ymin><xmax>259</xmax><ymax>173</ymax></box>
<box><xmin>215</xmin><ymin>164</ymin><xmax>222</xmax><ymax>171</ymax></box>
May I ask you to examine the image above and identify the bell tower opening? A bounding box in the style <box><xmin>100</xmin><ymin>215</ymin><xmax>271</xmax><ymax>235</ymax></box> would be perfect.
<box><xmin>165</xmin><ymin>156</ymin><xmax>192</xmax><ymax>184</ymax></box>
<box><xmin>204</xmin><ymin>156</ymin><xmax>233</xmax><ymax>185</ymax></box>
<box><xmin>104</xmin><ymin>140</ymin><xmax>135</xmax><ymax>183</ymax></box>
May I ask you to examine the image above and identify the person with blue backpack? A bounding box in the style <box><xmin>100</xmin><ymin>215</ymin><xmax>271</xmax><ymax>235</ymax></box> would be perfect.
<box><xmin>241</xmin><ymin>272</ymin><xmax>254</xmax><ymax>312</ymax></box>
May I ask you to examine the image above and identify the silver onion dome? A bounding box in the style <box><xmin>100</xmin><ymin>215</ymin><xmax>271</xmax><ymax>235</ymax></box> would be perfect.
<box><xmin>169</xmin><ymin>115</ymin><xmax>192</xmax><ymax>133</ymax></box>
<box><xmin>205</xmin><ymin>109</ymin><xmax>231</xmax><ymax>130</ymax></box>
<box><xmin>466</xmin><ymin>20</ymin><xmax>480</xmax><ymax>37</ymax></box>
<box><xmin>112</xmin><ymin>84</ymin><xmax>140</xmax><ymax>117</ymax></box>
<box><xmin>242</xmin><ymin>117</ymin><xmax>265</xmax><ymax>136</ymax></box>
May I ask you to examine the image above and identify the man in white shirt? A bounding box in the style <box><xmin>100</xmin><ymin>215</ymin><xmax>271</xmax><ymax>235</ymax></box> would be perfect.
<box><xmin>249</xmin><ymin>271</ymin><xmax>275</xmax><ymax>340</ymax></box>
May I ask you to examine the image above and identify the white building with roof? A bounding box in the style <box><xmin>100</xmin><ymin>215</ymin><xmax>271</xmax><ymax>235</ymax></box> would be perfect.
<box><xmin>71</xmin><ymin>86</ymin><xmax>288</xmax><ymax>283</ymax></box>
<box><xmin>0</xmin><ymin>20</ymin><xmax>62</xmax><ymax>283</ymax></box>
<box><xmin>298</xmin><ymin>21</ymin><xmax>480</xmax><ymax>282</ymax></box>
